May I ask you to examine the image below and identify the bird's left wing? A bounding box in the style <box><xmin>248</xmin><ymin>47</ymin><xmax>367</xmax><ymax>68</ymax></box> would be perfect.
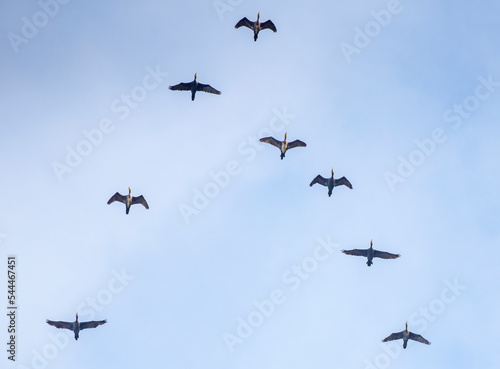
<box><xmin>235</xmin><ymin>17</ymin><xmax>253</xmax><ymax>29</ymax></box>
<box><xmin>373</xmin><ymin>250</ymin><xmax>400</xmax><ymax>260</ymax></box>
<box><xmin>169</xmin><ymin>82</ymin><xmax>192</xmax><ymax>91</ymax></box>
<box><xmin>310</xmin><ymin>175</ymin><xmax>328</xmax><ymax>187</ymax></box>
<box><xmin>409</xmin><ymin>332</ymin><xmax>430</xmax><ymax>345</ymax></box>
<box><xmin>334</xmin><ymin>176</ymin><xmax>353</xmax><ymax>189</ymax></box>
<box><xmin>342</xmin><ymin>249</ymin><xmax>368</xmax><ymax>257</ymax></box>
<box><xmin>259</xmin><ymin>136</ymin><xmax>282</xmax><ymax>149</ymax></box>
<box><xmin>131</xmin><ymin>195</ymin><xmax>149</xmax><ymax>209</ymax></box>
<box><xmin>46</xmin><ymin>320</ymin><xmax>73</xmax><ymax>330</ymax></box>
<box><xmin>197</xmin><ymin>83</ymin><xmax>221</xmax><ymax>95</ymax></box>
<box><xmin>107</xmin><ymin>192</ymin><xmax>126</xmax><ymax>205</ymax></box>
<box><xmin>287</xmin><ymin>139</ymin><xmax>307</xmax><ymax>149</ymax></box>
<box><xmin>260</xmin><ymin>20</ymin><xmax>277</xmax><ymax>32</ymax></box>
<box><xmin>382</xmin><ymin>331</ymin><xmax>404</xmax><ymax>342</ymax></box>
<box><xmin>80</xmin><ymin>320</ymin><xmax>107</xmax><ymax>330</ymax></box>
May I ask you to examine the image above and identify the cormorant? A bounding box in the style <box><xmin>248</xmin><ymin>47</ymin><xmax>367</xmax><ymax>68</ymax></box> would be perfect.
<box><xmin>107</xmin><ymin>187</ymin><xmax>149</xmax><ymax>214</ymax></box>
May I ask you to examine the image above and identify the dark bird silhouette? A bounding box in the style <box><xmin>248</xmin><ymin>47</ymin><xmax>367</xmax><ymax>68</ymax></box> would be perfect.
<box><xmin>107</xmin><ymin>187</ymin><xmax>149</xmax><ymax>214</ymax></box>
<box><xmin>235</xmin><ymin>12</ymin><xmax>277</xmax><ymax>41</ymax></box>
<box><xmin>383</xmin><ymin>322</ymin><xmax>430</xmax><ymax>349</ymax></box>
<box><xmin>46</xmin><ymin>313</ymin><xmax>106</xmax><ymax>340</ymax></box>
<box><xmin>260</xmin><ymin>132</ymin><xmax>306</xmax><ymax>159</ymax></box>
<box><xmin>309</xmin><ymin>169</ymin><xmax>352</xmax><ymax>197</ymax></box>
<box><xmin>342</xmin><ymin>240</ymin><xmax>400</xmax><ymax>266</ymax></box>
<box><xmin>169</xmin><ymin>73</ymin><xmax>221</xmax><ymax>101</ymax></box>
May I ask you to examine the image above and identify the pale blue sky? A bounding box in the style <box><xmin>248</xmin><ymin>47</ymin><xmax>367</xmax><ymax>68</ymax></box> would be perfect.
<box><xmin>1</xmin><ymin>1</ymin><xmax>499</xmax><ymax>369</ymax></box>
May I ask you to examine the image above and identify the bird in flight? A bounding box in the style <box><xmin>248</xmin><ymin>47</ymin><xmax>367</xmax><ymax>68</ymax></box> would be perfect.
<box><xmin>169</xmin><ymin>73</ymin><xmax>221</xmax><ymax>101</ymax></box>
<box><xmin>107</xmin><ymin>187</ymin><xmax>149</xmax><ymax>214</ymax></box>
<box><xmin>382</xmin><ymin>322</ymin><xmax>430</xmax><ymax>349</ymax></box>
<box><xmin>310</xmin><ymin>169</ymin><xmax>352</xmax><ymax>197</ymax></box>
<box><xmin>342</xmin><ymin>240</ymin><xmax>400</xmax><ymax>267</ymax></box>
<box><xmin>260</xmin><ymin>133</ymin><xmax>306</xmax><ymax>159</ymax></box>
<box><xmin>235</xmin><ymin>12</ymin><xmax>277</xmax><ymax>41</ymax></box>
<box><xmin>46</xmin><ymin>313</ymin><xmax>106</xmax><ymax>340</ymax></box>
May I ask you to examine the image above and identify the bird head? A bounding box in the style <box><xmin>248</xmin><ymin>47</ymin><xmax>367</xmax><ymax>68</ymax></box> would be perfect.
<box><xmin>405</xmin><ymin>322</ymin><xmax>408</xmax><ymax>329</ymax></box>
<box><xmin>128</xmin><ymin>187</ymin><xmax>131</xmax><ymax>194</ymax></box>
<box><xmin>194</xmin><ymin>73</ymin><xmax>197</xmax><ymax>79</ymax></box>
<box><xmin>284</xmin><ymin>132</ymin><xmax>287</xmax><ymax>140</ymax></box>
<box><xmin>331</xmin><ymin>168</ymin><xmax>334</xmax><ymax>177</ymax></box>
<box><xmin>76</xmin><ymin>313</ymin><xmax>79</xmax><ymax>320</ymax></box>
<box><xmin>258</xmin><ymin>12</ymin><xmax>260</xmax><ymax>19</ymax></box>
<box><xmin>370</xmin><ymin>240</ymin><xmax>373</xmax><ymax>246</ymax></box>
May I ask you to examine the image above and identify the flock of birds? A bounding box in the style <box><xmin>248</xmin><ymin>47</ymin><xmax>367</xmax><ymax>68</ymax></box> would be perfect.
<box><xmin>45</xmin><ymin>11</ymin><xmax>431</xmax><ymax>351</ymax></box>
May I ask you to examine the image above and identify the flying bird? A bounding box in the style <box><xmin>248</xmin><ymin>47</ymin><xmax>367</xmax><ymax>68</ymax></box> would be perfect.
<box><xmin>309</xmin><ymin>169</ymin><xmax>352</xmax><ymax>197</ymax></box>
<box><xmin>169</xmin><ymin>73</ymin><xmax>221</xmax><ymax>101</ymax></box>
<box><xmin>382</xmin><ymin>322</ymin><xmax>430</xmax><ymax>349</ymax></box>
<box><xmin>107</xmin><ymin>187</ymin><xmax>149</xmax><ymax>214</ymax></box>
<box><xmin>46</xmin><ymin>313</ymin><xmax>106</xmax><ymax>340</ymax></box>
<box><xmin>260</xmin><ymin>133</ymin><xmax>306</xmax><ymax>159</ymax></box>
<box><xmin>342</xmin><ymin>240</ymin><xmax>400</xmax><ymax>266</ymax></box>
<box><xmin>235</xmin><ymin>13</ymin><xmax>277</xmax><ymax>41</ymax></box>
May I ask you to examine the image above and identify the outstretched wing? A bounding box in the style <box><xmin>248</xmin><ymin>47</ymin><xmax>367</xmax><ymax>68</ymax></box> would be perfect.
<box><xmin>310</xmin><ymin>175</ymin><xmax>328</xmax><ymax>187</ymax></box>
<box><xmin>342</xmin><ymin>249</ymin><xmax>368</xmax><ymax>257</ymax></box>
<box><xmin>107</xmin><ymin>192</ymin><xmax>126</xmax><ymax>205</ymax></box>
<box><xmin>287</xmin><ymin>139</ymin><xmax>307</xmax><ymax>149</ymax></box>
<box><xmin>196</xmin><ymin>83</ymin><xmax>221</xmax><ymax>95</ymax></box>
<box><xmin>373</xmin><ymin>250</ymin><xmax>400</xmax><ymax>260</ymax></box>
<box><xmin>169</xmin><ymin>82</ymin><xmax>193</xmax><ymax>91</ymax></box>
<box><xmin>46</xmin><ymin>320</ymin><xmax>73</xmax><ymax>330</ymax></box>
<box><xmin>334</xmin><ymin>176</ymin><xmax>353</xmax><ymax>189</ymax></box>
<box><xmin>382</xmin><ymin>331</ymin><xmax>404</xmax><ymax>342</ymax></box>
<box><xmin>409</xmin><ymin>332</ymin><xmax>430</xmax><ymax>345</ymax></box>
<box><xmin>80</xmin><ymin>320</ymin><xmax>107</xmax><ymax>330</ymax></box>
<box><xmin>261</xmin><ymin>20</ymin><xmax>277</xmax><ymax>32</ymax></box>
<box><xmin>131</xmin><ymin>195</ymin><xmax>149</xmax><ymax>209</ymax></box>
<box><xmin>235</xmin><ymin>17</ymin><xmax>254</xmax><ymax>30</ymax></box>
<box><xmin>259</xmin><ymin>136</ymin><xmax>282</xmax><ymax>149</ymax></box>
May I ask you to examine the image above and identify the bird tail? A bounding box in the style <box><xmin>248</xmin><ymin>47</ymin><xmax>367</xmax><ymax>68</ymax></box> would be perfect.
<box><xmin>366</xmin><ymin>260</ymin><xmax>373</xmax><ymax>267</ymax></box>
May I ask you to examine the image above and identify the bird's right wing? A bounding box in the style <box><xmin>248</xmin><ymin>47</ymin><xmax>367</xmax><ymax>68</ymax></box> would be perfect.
<box><xmin>287</xmin><ymin>139</ymin><xmax>307</xmax><ymax>149</ymax></box>
<box><xmin>131</xmin><ymin>195</ymin><xmax>149</xmax><ymax>209</ymax></box>
<box><xmin>169</xmin><ymin>82</ymin><xmax>192</xmax><ymax>91</ymax></box>
<box><xmin>107</xmin><ymin>193</ymin><xmax>126</xmax><ymax>205</ymax></box>
<box><xmin>196</xmin><ymin>83</ymin><xmax>221</xmax><ymax>95</ymax></box>
<box><xmin>309</xmin><ymin>175</ymin><xmax>328</xmax><ymax>187</ymax></box>
<box><xmin>260</xmin><ymin>20</ymin><xmax>277</xmax><ymax>32</ymax></box>
<box><xmin>373</xmin><ymin>250</ymin><xmax>400</xmax><ymax>260</ymax></box>
<box><xmin>409</xmin><ymin>332</ymin><xmax>430</xmax><ymax>345</ymax></box>
<box><xmin>235</xmin><ymin>17</ymin><xmax>253</xmax><ymax>29</ymax></box>
<box><xmin>334</xmin><ymin>176</ymin><xmax>353</xmax><ymax>189</ymax></box>
<box><xmin>46</xmin><ymin>320</ymin><xmax>73</xmax><ymax>330</ymax></box>
<box><xmin>341</xmin><ymin>249</ymin><xmax>368</xmax><ymax>257</ymax></box>
<box><xmin>259</xmin><ymin>136</ymin><xmax>282</xmax><ymax>149</ymax></box>
<box><xmin>80</xmin><ymin>320</ymin><xmax>107</xmax><ymax>330</ymax></box>
<box><xmin>382</xmin><ymin>331</ymin><xmax>404</xmax><ymax>342</ymax></box>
